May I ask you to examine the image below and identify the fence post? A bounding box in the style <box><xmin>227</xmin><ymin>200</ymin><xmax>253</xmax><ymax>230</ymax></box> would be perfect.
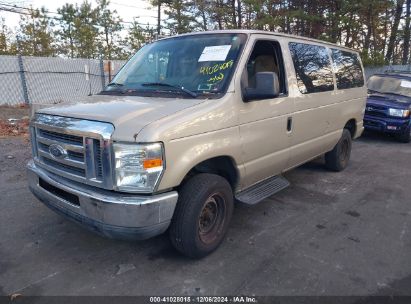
<box><xmin>99</xmin><ymin>59</ymin><xmax>106</xmax><ymax>90</ymax></box>
<box><xmin>18</xmin><ymin>55</ymin><xmax>30</xmax><ymax>104</ymax></box>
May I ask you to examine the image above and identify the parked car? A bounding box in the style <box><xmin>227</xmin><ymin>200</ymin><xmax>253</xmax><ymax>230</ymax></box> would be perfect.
<box><xmin>365</xmin><ymin>72</ymin><xmax>411</xmax><ymax>143</ymax></box>
<box><xmin>27</xmin><ymin>30</ymin><xmax>366</xmax><ymax>258</ymax></box>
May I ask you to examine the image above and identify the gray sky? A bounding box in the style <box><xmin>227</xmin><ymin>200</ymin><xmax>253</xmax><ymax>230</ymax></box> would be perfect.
<box><xmin>0</xmin><ymin>0</ymin><xmax>159</xmax><ymax>30</ymax></box>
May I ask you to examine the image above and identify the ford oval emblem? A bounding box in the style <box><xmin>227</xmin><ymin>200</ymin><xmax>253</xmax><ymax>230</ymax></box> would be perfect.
<box><xmin>49</xmin><ymin>144</ymin><xmax>67</xmax><ymax>159</ymax></box>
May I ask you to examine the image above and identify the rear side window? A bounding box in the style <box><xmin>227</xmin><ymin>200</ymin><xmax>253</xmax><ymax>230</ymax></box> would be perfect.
<box><xmin>331</xmin><ymin>49</ymin><xmax>364</xmax><ymax>89</ymax></box>
<box><xmin>289</xmin><ymin>42</ymin><xmax>334</xmax><ymax>94</ymax></box>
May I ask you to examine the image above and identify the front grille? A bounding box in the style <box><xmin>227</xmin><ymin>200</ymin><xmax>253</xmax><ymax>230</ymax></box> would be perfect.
<box><xmin>366</xmin><ymin>111</ymin><xmax>386</xmax><ymax>118</ymax></box>
<box><xmin>68</xmin><ymin>150</ymin><xmax>85</xmax><ymax>162</ymax></box>
<box><xmin>31</xmin><ymin>114</ymin><xmax>114</xmax><ymax>190</ymax></box>
<box><xmin>94</xmin><ymin>140</ymin><xmax>103</xmax><ymax>178</ymax></box>
<box><xmin>365</xmin><ymin>105</ymin><xmax>387</xmax><ymax>118</ymax></box>
<box><xmin>41</xmin><ymin>157</ymin><xmax>86</xmax><ymax>177</ymax></box>
<box><xmin>35</xmin><ymin>126</ymin><xmax>88</xmax><ymax>180</ymax></box>
<box><xmin>38</xmin><ymin>129</ymin><xmax>83</xmax><ymax>145</ymax></box>
<box><xmin>38</xmin><ymin>142</ymin><xmax>85</xmax><ymax>163</ymax></box>
<box><xmin>364</xmin><ymin>120</ymin><xmax>381</xmax><ymax>127</ymax></box>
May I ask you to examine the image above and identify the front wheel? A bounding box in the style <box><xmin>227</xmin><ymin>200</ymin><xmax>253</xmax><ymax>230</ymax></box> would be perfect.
<box><xmin>169</xmin><ymin>173</ymin><xmax>234</xmax><ymax>258</ymax></box>
<box><xmin>325</xmin><ymin>129</ymin><xmax>352</xmax><ymax>172</ymax></box>
<box><xmin>397</xmin><ymin>130</ymin><xmax>411</xmax><ymax>143</ymax></box>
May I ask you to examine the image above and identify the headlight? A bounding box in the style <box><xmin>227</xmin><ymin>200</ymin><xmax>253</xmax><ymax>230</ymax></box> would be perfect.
<box><xmin>113</xmin><ymin>142</ymin><xmax>164</xmax><ymax>193</ymax></box>
<box><xmin>389</xmin><ymin>108</ymin><xmax>410</xmax><ymax>118</ymax></box>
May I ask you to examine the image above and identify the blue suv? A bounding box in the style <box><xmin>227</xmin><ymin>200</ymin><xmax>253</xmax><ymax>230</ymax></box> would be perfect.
<box><xmin>365</xmin><ymin>72</ymin><xmax>411</xmax><ymax>143</ymax></box>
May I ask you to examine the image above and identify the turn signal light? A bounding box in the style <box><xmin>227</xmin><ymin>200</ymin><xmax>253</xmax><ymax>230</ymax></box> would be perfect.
<box><xmin>143</xmin><ymin>159</ymin><xmax>163</xmax><ymax>169</ymax></box>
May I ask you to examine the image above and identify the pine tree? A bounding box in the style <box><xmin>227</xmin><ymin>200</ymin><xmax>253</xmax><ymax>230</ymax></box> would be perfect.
<box><xmin>165</xmin><ymin>0</ymin><xmax>196</xmax><ymax>34</ymax></box>
<box><xmin>96</xmin><ymin>0</ymin><xmax>124</xmax><ymax>60</ymax></box>
<box><xmin>125</xmin><ymin>19</ymin><xmax>156</xmax><ymax>53</ymax></box>
<box><xmin>0</xmin><ymin>17</ymin><xmax>14</xmax><ymax>55</ymax></box>
<box><xmin>72</xmin><ymin>1</ymin><xmax>99</xmax><ymax>58</ymax></box>
<box><xmin>57</xmin><ymin>3</ymin><xmax>77</xmax><ymax>58</ymax></box>
<box><xmin>191</xmin><ymin>0</ymin><xmax>211</xmax><ymax>31</ymax></box>
<box><xmin>16</xmin><ymin>7</ymin><xmax>55</xmax><ymax>56</ymax></box>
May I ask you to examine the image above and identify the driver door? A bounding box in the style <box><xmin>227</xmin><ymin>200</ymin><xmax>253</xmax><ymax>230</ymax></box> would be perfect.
<box><xmin>238</xmin><ymin>37</ymin><xmax>293</xmax><ymax>189</ymax></box>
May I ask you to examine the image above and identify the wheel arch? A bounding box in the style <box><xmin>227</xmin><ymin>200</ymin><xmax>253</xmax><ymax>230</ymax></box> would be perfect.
<box><xmin>179</xmin><ymin>156</ymin><xmax>240</xmax><ymax>192</ymax></box>
<box><xmin>344</xmin><ymin>119</ymin><xmax>357</xmax><ymax>139</ymax></box>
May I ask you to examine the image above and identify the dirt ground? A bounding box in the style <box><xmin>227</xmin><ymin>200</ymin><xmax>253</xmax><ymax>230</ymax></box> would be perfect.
<box><xmin>0</xmin><ymin>106</ymin><xmax>30</xmax><ymax>137</ymax></box>
<box><xmin>0</xmin><ymin>119</ymin><xmax>410</xmax><ymax>297</ymax></box>
<box><xmin>0</xmin><ymin>105</ymin><xmax>29</xmax><ymax>121</ymax></box>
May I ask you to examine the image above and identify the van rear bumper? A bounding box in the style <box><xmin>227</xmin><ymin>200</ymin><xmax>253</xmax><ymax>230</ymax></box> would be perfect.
<box><xmin>27</xmin><ymin>160</ymin><xmax>178</xmax><ymax>240</ymax></box>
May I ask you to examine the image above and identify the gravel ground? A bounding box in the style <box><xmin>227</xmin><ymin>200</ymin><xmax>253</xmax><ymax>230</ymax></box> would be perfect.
<box><xmin>0</xmin><ymin>132</ymin><xmax>410</xmax><ymax>297</ymax></box>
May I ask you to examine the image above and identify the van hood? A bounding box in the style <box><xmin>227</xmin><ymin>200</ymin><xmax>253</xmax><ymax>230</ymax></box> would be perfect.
<box><xmin>36</xmin><ymin>94</ymin><xmax>204</xmax><ymax>141</ymax></box>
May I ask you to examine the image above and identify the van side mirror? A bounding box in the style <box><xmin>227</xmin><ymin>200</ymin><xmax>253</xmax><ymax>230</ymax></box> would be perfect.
<box><xmin>244</xmin><ymin>72</ymin><xmax>280</xmax><ymax>102</ymax></box>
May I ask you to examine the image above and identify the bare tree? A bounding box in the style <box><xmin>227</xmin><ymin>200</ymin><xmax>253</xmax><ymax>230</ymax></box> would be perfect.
<box><xmin>386</xmin><ymin>0</ymin><xmax>405</xmax><ymax>64</ymax></box>
<box><xmin>402</xmin><ymin>0</ymin><xmax>411</xmax><ymax>64</ymax></box>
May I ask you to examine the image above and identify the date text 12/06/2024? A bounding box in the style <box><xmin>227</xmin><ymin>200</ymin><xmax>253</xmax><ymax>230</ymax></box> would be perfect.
<box><xmin>149</xmin><ymin>296</ymin><xmax>257</xmax><ymax>303</ymax></box>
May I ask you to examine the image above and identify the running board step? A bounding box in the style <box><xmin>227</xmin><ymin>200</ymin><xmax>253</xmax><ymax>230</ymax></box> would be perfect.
<box><xmin>235</xmin><ymin>175</ymin><xmax>290</xmax><ymax>205</ymax></box>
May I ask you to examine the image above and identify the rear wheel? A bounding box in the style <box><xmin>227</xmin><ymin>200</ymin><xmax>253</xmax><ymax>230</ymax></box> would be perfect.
<box><xmin>325</xmin><ymin>129</ymin><xmax>352</xmax><ymax>172</ymax></box>
<box><xmin>169</xmin><ymin>173</ymin><xmax>233</xmax><ymax>258</ymax></box>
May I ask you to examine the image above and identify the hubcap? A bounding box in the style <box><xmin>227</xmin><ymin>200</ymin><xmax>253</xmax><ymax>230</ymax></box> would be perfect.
<box><xmin>198</xmin><ymin>193</ymin><xmax>226</xmax><ymax>245</ymax></box>
<box><xmin>199</xmin><ymin>198</ymin><xmax>218</xmax><ymax>233</ymax></box>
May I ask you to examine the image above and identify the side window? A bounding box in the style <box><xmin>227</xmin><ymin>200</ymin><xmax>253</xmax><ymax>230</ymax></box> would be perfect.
<box><xmin>244</xmin><ymin>40</ymin><xmax>287</xmax><ymax>95</ymax></box>
<box><xmin>331</xmin><ymin>49</ymin><xmax>364</xmax><ymax>89</ymax></box>
<box><xmin>289</xmin><ymin>42</ymin><xmax>334</xmax><ymax>94</ymax></box>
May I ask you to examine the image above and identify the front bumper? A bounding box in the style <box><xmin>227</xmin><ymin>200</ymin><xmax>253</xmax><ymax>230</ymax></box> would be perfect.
<box><xmin>364</xmin><ymin>115</ymin><xmax>410</xmax><ymax>134</ymax></box>
<box><xmin>27</xmin><ymin>160</ymin><xmax>178</xmax><ymax>240</ymax></box>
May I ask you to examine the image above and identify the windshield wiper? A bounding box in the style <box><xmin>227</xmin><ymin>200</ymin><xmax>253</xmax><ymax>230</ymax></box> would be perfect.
<box><xmin>369</xmin><ymin>89</ymin><xmax>408</xmax><ymax>98</ymax></box>
<box><xmin>368</xmin><ymin>89</ymin><xmax>381</xmax><ymax>94</ymax></box>
<box><xmin>106</xmin><ymin>82</ymin><xmax>124</xmax><ymax>88</ymax></box>
<box><xmin>368</xmin><ymin>89</ymin><xmax>388</xmax><ymax>97</ymax></box>
<box><xmin>141</xmin><ymin>82</ymin><xmax>197</xmax><ymax>98</ymax></box>
<box><xmin>381</xmin><ymin>91</ymin><xmax>408</xmax><ymax>98</ymax></box>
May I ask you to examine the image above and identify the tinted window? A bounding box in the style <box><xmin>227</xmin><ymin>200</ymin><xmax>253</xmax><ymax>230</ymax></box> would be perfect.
<box><xmin>331</xmin><ymin>49</ymin><xmax>364</xmax><ymax>89</ymax></box>
<box><xmin>289</xmin><ymin>42</ymin><xmax>334</xmax><ymax>94</ymax></box>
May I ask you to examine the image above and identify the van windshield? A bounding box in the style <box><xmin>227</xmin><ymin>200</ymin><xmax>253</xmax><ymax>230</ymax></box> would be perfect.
<box><xmin>103</xmin><ymin>33</ymin><xmax>247</xmax><ymax>98</ymax></box>
<box><xmin>368</xmin><ymin>75</ymin><xmax>411</xmax><ymax>99</ymax></box>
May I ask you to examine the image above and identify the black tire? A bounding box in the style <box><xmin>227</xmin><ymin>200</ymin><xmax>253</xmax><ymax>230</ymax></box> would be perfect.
<box><xmin>169</xmin><ymin>173</ymin><xmax>234</xmax><ymax>258</ymax></box>
<box><xmin>397</xmin><ymin>130</ymin><xmax>411</xmax><ymax>143</ymax></box>
<box><xmin>325</xmin><ymin>129</ymin><xmax>352</xmax><ymax>172</ymax></box>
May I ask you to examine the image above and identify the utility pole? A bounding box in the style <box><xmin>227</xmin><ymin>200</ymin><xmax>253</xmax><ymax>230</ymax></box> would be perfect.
<box><xmin>157</xmin><ymin>1</ymin><xmax>161</xmax><ymax>35</ymax></box>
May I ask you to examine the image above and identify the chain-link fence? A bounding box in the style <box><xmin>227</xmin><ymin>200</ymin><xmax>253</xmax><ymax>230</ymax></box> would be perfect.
<box><xmin>0</xmin><ymin>55</ymin><xmax>26</xmax><ymax>105</ymax></box>
<box><xmin>0</xmin><ymin>55</ymin><xmax>126</xmax><ymax>105</ymax></box>
<box><xmin>364</xmin><ymin>64</ymin><xmax>411</xmax><ymax>79</ymax></box>
<box><xmin>1</xmin><ymin>55</ymin><xmax>410</xmax><ymax>106</ymax></box>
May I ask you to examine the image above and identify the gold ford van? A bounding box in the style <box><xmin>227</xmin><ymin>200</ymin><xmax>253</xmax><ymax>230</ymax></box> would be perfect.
<box><xmin>27</xmin><ymin>30</ymin><xmax>366</xmax><ymax>258</ymax></box>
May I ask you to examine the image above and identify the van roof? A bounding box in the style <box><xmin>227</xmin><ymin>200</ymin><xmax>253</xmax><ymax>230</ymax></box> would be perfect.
<box><xmin>161</xmin><ymin>29</ymin><xmax>359</xmax><ymax>53</ymax></box>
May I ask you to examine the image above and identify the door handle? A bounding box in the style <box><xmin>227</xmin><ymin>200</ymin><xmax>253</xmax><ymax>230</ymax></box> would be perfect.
<box><xmin>287</xmin><ymin>117</ymin><xmax>293</xmax><ymax>132</ymax></box>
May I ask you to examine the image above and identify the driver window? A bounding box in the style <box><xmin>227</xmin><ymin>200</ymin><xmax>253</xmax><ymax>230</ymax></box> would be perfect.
<box><xmin>245</xmin><ymin>40</ymin><xmax>287</xmax><ymax>94</ymax></box>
